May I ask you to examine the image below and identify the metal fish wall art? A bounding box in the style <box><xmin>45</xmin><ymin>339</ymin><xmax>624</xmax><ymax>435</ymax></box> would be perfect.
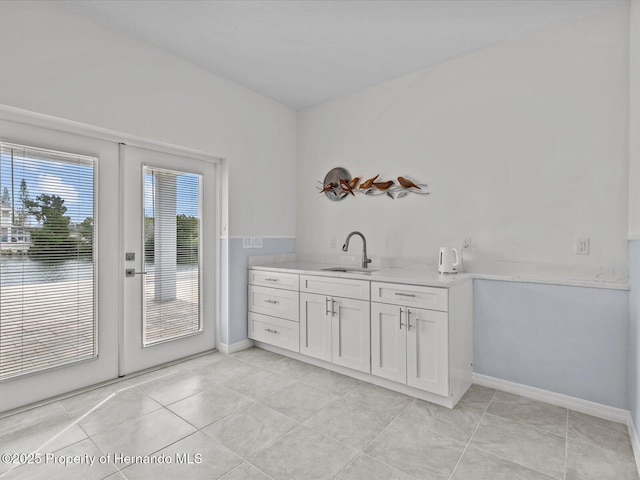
<box><xmin>318</xmin><ymin>170</ymin><xmax>429</xmax><ymax>201</ymax></box>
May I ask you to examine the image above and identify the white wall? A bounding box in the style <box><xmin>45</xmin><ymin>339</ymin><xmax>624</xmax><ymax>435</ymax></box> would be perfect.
<box><xmin>629</xmin><ymin>0</ymin><xmax>640</xmax><ymax>238</ymax></box>
<box><xmin>475</xmin><ymin>280</ymin><xmax>629</xmax><ymax>408</ymax></box>
<box><xmin>628</xmin><ymin>0</ymin><xmax>640</xmax><ymax>442</ymax></box>
<box><xmin>0</xmin><ymin>1</ymin><xmax>297</xmax><ymax>238</ymax></box>
<box><xmin>297</xmin><ymin>6</ymin><xmax>629</xmax><ymax>272</ymax></box>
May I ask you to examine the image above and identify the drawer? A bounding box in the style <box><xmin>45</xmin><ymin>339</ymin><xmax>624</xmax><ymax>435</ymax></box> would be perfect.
<box><xmin>300</xmin><ymin>275</ymin><xmax>370</xmax><ymax>301</ymax></box>
<box><xmin>249</xmin><ymin>312</ymin><xmax>299</xmax><ymax>352</ymax></box>
<box><xmin>371</xmin><ymin>282</ymin><xmax>448</xmax><ymax>312</ymax></box>
<box><xmin>249</xmin><ymin>285</ymin><xmax>299</xmax><ymax>321</ymax></box>
<box><xmin>249</xmin><ymin>270</ymin><xmax>299</xmax><ymax>291</ymax></box>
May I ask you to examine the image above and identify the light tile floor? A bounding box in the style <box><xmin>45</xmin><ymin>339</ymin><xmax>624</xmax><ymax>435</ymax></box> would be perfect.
<box><xmin>0</xmin><ymin>347</ymin><xmax>638</xmax><ymax>480</ymax></box>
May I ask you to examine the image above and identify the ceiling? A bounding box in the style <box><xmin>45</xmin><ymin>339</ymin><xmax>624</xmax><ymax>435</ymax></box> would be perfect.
<box><xmin>60</xmin><ymin>0</ymin><xmax>625</xmax><ymax>110</ymax></box>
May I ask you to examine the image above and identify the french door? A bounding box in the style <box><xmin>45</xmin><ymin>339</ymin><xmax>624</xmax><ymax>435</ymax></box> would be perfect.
<box><xmin>0</xmin><ymin>120</ymin><xmax>120</xmax><ymax>413</ymax></box>
<box><xmin>120</xmin><ymin>145</ymin><xmax>217</xmax><ymax>375</ymax></box>
<box><xmin>0</xmin><ymin>116</ymin><xmax>219</xmax><ymax>413</ymax></box>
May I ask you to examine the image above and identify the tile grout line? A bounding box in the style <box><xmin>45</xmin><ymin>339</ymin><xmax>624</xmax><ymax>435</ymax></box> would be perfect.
<box><xmin>479</xmin><ymin>411</ymin><xmax>569</xmax><ymax>440</ymax></box>
<box><xmin>462</xmin><ymin>388</ymin><xmax>566</xmax><ymax>479</ymax></box>
<box><xmin>327</xmin><ymin>396</ymin><xmax>421</xmax><ymax>480</ymax></box>
<box><xmin>447</xmin><ymin>388</ymin><xmax>498</xmax><ymax>480</ymax></box>
<box><xmin>219</xmin><ymin>461</ymin><xmax>276</xmax><ymax>480</ymax></box>
<box><xmin>468</xmin><ymin>445</ymin><xmax>562</xmax><ymax>479</ymax></box>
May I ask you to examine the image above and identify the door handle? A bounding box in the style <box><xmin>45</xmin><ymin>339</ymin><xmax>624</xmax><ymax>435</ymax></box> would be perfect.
<box><xmin>399</xmin><ymin>307</ymin><xmax>405</xmax><ymax>330</ymax></box>
<box><xmin>407</xmin><ymin>308</ymin><xmax>412</xmax><ymax>331</ymax></box>
<box><xmin>332</xmin><ymin>298</ymin><xmax>337</xmax><ymax>317</ymax></box>
<box><xmin>325</xmin><ymin>297</ymin><xmax>331</xmax><ymax>316</ymax></box>
<box><xmin>125</xmin><ymin>269</ymin><xmax>147</xmax><ymax>277</ymax></box>
<box><xmin>264</xmin><ymin>299</ymin><xmax>279</xmax><ymax>304</ymax></box>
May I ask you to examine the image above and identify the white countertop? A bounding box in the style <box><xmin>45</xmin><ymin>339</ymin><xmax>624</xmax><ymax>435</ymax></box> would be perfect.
<box><xmin>250</xmin><ymin>261</ymin><xmax>474</xmax><ymax>288</ymax></box>
<box><xmin>249</xmin><ymin>259</ymin><xmax>630</xmax><ymax>291</ymax></box>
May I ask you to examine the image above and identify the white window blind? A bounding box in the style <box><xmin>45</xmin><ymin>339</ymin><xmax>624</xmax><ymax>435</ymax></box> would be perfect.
<box><xmin>143</xmin><ymin>167</ymin><xmax>201</xmax><ymax>345</ymax></box>
<box><xmin>0</xmin><ymin>142</ymin><xmax>96</xmax><ymax>380</ymax></box>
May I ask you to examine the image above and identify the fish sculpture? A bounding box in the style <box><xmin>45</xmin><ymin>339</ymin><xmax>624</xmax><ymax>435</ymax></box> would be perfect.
<box><xmin>398</xmin><ymin>176</ymin><xmax>421</xmax><ymax>189</ymax></box>
<box><xmin>373</xmin><ymin>180</ymin><xmax>394</xmax><ymax>191</ymax></box>
<box><xmin>339</xmin><ymin>178</ymin><xmax>356</xmax><ymax>196</ymax></box>
<box><xmin>359</xmin><ymin>174</ymin><xmax>379</xmax><ymax>189</ymax></box>
<box><xmin>348</xmin><ymin>177</ymin><xmax>361</xmax><ymax>189</ymax></box>
<box><xmin>320</xmin><ymin>182</ymin><xmax>335</xmax><ymax>193</ymax></box>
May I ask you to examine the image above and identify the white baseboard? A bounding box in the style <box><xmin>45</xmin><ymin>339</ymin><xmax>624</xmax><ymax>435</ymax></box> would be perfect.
<box><xmin>472</xmin><ymin>373</ymin><xmax>629</xmax><ymax>424</ymax></box>
<box><xmin>627</xmin><ymin>411</ymin><xmax>640</xmax><ymax>476</ymax></box>
<box><xmin>217</xmin><ymin>339</ymin><xmax>253</xmax><ymax>354</ymax></box>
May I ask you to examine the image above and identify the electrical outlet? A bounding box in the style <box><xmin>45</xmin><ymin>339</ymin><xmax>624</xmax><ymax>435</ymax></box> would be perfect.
<box><xmin>242</xmin><ymin>237</ymin><xmax>253</xmax><ymax>249</ymax></box>
<box><xmin>330</xmin><ymin>237</ymin><xmax>336</xmax><ymax>249</ymax></box>
<box><xmin>575</xmin><ymin>238</ymin><xmax>590</xmax><ymax>255</ymax></box>
<box><xmin>253</xmin><ymin>236</ymin><xmax>263</xmax><ymax>249</ymax></box>
<box><xmin>463</xmin><ymin>238</ymin><xmax>472</xmax><ymax>250</ymax></box>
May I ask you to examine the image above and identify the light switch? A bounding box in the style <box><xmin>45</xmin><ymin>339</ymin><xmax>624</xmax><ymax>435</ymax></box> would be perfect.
<box><xmin>125</xmin><ymin>252</ymin><xmax>135</xmax><ymax>261</ymax></box>
<box><xmin>253</xmin><ymin>237</ymin><xmax>263</xmax><ymax>249</ymax></box>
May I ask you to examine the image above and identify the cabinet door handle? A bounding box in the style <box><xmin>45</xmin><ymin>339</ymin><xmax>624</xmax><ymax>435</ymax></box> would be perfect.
<box><xmin>338</xmin><ymin>315</ymin><xmax>342</xmax><ymax>357</ymax></box>
<box><xmin>264</xmin><ymin>299</ymin><xmax>279</xmax><ymax>304</ymax></box>
<box><xmin>407</xmin><ymin>309</ymin><xmax>412</xmax><ymax>331</ymax></box>
<box><xmin>265</xmin><ymin>278</ymin><xmax>279</xmax><ymax>282</ymax></box>
<box><xmin>399</xmin><ymin>307</ymin><xmax>405</xmax><ymax>330</ymax></box>
<box><xmin>265</xmin><ymin>328</ymin><xmax>278</xmax><ymax>334</ymax></box>
<box><xmin>332</xmin><ymin>298</ymin><xmax>337</xmax><ymax>317</ymax></box>
<box><xmin>325</xmin><ymin>297</ymin><xmax>331</xmax><ymax>316</ymax></box>
<box><xmin>395</xmin><ymin>292</ymin><xmax>416</xmax><ymax>298</ymax></box>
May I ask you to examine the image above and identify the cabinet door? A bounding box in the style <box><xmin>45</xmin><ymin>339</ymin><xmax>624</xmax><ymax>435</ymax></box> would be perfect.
<box><xmin>299</xmin><ymin>292</ymin><xmax>332</xmax><ymax>362</ymax></box>
<box><xmin>331</xmin><ymin>297</ymin><xmax>371</xmax><ymax>373</ymax></box>
<box><xmin>371</xmin><ymin>302</ymin><xmax>407</xmax><ymax>383</ymax></box>
<box><xmin>406</xmin><ymin>307</ymin><xmax>449</xmax><ymax>396</ymax></box>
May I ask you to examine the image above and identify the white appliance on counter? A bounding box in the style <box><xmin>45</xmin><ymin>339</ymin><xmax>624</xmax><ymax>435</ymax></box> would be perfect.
<box><xmin>438</xmin><ymin>247</ymin><xmax>460</xmax><ymax>274</ymax></box>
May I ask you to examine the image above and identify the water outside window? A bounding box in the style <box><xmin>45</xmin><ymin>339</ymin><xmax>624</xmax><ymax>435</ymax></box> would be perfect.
<box><xmin>0</xmin><ymin>143</ymin><xmax>96</xmax><ymax>380</ymax></box>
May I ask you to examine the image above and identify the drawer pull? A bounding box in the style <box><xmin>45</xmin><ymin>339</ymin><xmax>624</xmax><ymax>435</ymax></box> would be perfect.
<box><xmin>264</xmin><ymin>328</ymin><xmax>279</xmax><ymax>334</ymax></box>
<box><xmin>395</xmin><ymin>292</ymin><xmax>416</xmax><ymax>298</ymax></box>
<box><xmin>264</xmin><ymin>299</ymin><xmax>279</xmax><ymax>304</ymax></box>
<box><xmin>265</xmin><ymin>278</ymin><xmax>279</xmax><ymax>282</ymax></box>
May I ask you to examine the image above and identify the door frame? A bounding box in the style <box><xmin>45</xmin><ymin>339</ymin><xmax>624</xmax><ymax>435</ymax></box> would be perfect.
<box><xmin>0</xmin><ymin>106</ymin><xmax>223</xmax><ymax>411</ymax></box>
<box><xmin>118</xmin><ymin>143</ymin><xmax>222</xmax><ymax>376</ymax></box>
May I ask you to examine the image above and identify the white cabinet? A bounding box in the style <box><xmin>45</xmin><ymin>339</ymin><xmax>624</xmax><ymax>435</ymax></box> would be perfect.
<box><xmin>248</xmin><ymin>271</ymin><xmax>299</xmax><ymax>353</ymax></box>
<box><xmin>249</xmin><ymin>312</ymin><xmax>299</xmax><ymax>352</ymax></box>
<box><xmin>406</xmin><ymin>307</ymin><xmax>449</xmax><ymax>395</ymax></box>
<box><xmin>331</xmin><ymin>296</ymin><xmax>370</xmax><ymax>373</ymax></box>
<box><xmin>371</xmin><ymin>281</ymin><xmax>448</xmax><ymax>312</ymax></box>
<box><xmin>249</xmin><ymin>285</ymin><xmax>299</xmax><ymax>321</ymax></box>
<box><xmin>370</xmin><ymin>303</ymin><xmax>407</xmax><ymax>384</ymax></box>
<box><xmin>299</xmin><ymin>275</ymin><xmax>371</xmax><ymax>373</ymax></box>
<box><xmin>371</xmin><ymin>283</ymin><xmax>451</xmax><ymax>397</ymax></box>
<box><xmin>249</xmin><ymin>269</ymin><xmax>473</xmax><ymax>408</ymax></box>
<box><xmin>299</xmin><ymin>292</ymin><xmax>332</xmax><ymax>362</ymax></box>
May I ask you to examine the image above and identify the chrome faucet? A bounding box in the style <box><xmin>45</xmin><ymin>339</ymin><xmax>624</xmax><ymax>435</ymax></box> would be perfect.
<box><xmin>342</xmin><ymin>231</ymin><xmax>372</xmax><ymax>269</ymax></box>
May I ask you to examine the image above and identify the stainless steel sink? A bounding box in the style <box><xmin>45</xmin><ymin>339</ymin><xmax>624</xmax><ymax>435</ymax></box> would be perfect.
<box><xmin>321</xmin><ymin>267</ymin><xmax>378</xmax><ymax>274</ymax></box>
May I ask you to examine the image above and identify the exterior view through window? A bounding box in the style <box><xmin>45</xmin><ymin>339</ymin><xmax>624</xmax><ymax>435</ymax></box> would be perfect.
<box><xmin>0</xmin><ymin>142</ymin><xmax>96</xmax><ymax>380</ymax></box>
<box><xmin>143</xmin><ymin>166</ymin><xmax>202</xmax><ymax>345</ymax></box>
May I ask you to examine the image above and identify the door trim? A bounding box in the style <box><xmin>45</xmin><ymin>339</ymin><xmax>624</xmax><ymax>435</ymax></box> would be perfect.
<box><xmin>120</xmin><ymin>145</ymin><xmax>221</xmax><ymax>375</ymax></box>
